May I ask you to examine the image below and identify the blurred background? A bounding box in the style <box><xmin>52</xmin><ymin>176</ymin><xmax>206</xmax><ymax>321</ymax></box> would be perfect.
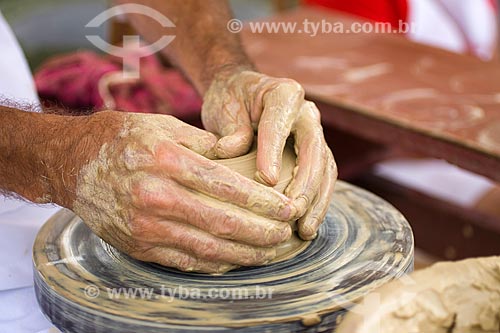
<box><xmin>0</xmin><ymin>0</ymin><xmax>298</xmax><ymax>70</ymax></box>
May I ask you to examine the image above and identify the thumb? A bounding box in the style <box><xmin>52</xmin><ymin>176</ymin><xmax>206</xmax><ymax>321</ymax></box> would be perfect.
<box><xmin>202</xmin><ymin>101</ymin><xmax>254</xmax><ymax>159</ymax></box>
<box><xmin>214</xmin><ymin>123</ymin><xmax>254</xmax><ymax>158</ymax></box>
<box><xmin>174</xmin><ymin>123</ymin><xmax>219</xmax><ymax>159</ymax></box>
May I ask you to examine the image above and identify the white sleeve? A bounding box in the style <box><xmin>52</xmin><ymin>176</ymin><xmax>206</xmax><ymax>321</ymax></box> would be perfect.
<box><xmin>0</xmin><ymin>12</ymin><xmax>60</xmax><ymax>333</ymax></box>
<box><xmin>0</xmin><ymin>10</ymin><xmax>40</xmax><ymax>108</ymax></box>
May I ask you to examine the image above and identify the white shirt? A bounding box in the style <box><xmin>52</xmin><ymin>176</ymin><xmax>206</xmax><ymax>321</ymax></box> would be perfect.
<box><xmin>0</xmin><ymin>10</ymin><xmax>60</xmax><ymax>333</ymax></box>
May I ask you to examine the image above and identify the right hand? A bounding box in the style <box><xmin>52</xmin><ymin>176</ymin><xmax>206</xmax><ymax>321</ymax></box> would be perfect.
<box><xmin>67</xmin><ymin>111</ymin><xmax>295</xmax><ymax>273</ymax></box>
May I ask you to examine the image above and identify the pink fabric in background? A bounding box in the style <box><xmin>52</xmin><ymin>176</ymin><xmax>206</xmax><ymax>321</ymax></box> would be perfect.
<box><xmin>35</xmin><ymin>50</ymin><xmax>202</xmax><ymax>121</ymax></box>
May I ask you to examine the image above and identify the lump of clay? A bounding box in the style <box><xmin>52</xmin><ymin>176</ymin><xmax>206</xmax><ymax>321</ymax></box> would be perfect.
<box><xmin>216</xmin><ymin>141</ymin><xmax>296</xmax><ymax>194</ymax></box>
<box><xmin>336</xmin><ymin>256</ymin><xmax>500</xmax><ymax>333</ymax></box>
<box><xmin>216</xmin><ymin>142</ymin><xmax>311</xmax><ymax>263</ymax></box>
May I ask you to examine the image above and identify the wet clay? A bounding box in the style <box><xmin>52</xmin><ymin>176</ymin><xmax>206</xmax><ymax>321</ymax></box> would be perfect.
<box><xmin>336</xmin><ymin>256</ymin><xmax>500</xmax><ymax>333</ymax></box>
<box><xmin>216</xmin><ymin>142</ymin><xmax>311</xmax><ymax>263</ymax></box>
<box><xmin>33</xmin><ymin>181</ymin><xmax>414</xmax><ymax>332</ymax></box>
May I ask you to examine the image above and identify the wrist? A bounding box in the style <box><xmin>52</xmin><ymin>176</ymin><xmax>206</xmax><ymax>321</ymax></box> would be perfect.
<box><xmin>33</xmin><ymin>114</ymin><xmax>89</xmax><ymax>207</ymax></box>
<box><xmin>203</xmin><ymin>65</ymin><xmax>256</xmax><ymax>98</ymax></box>
<box><xmin>47</xmin><ymin>111</ymin><xmax>125</xmax><ymax>208</ymax></box>
<box><xmin>0</xmin><ymin>107</ymin><xmax>70</xmax><ymax>204</ymax></box>
<box><xmin>198</xmin><ymin>56</ymin><xmax>255</xmax><ymax>94</ymax></box>
<box><xmin>206</xmin><ymin>63</ymin><xmax>254</xmax><ymax>84</ymax></box>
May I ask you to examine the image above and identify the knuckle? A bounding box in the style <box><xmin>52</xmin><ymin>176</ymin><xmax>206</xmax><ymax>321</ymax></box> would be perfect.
<box><xmin>128</xmin><ymin>215</ymin><xmax>153</xmax><ymax>239</ymax></box>
<box><xmin>153</xmin><ymin>140</ymin><xmax>179</xmax><ymax>165</ymax></box>
<box><xmin>194</xmin><ymin>239</ymin><xmax>221</xmax><ymax>261</ymax></box>
<box><xmin>131</xmin><ymin>177</ymin><xmax>174</xmax><ymax>208</ymax></box>
<box><xmin>264</xmin><ymin>78</ymin><xmax>303</xmax><ymax>99</ymax></box>
<box><xmin>268</xmin><ymin>223</ymin><xmax>292</xmax><ymax>245</ymax></box>
<box><xmin>279</xmin><ymin>78</ymin><xmax>304</xmax><ymax>93</ymax></box>
<box><xmin>121</xmin><ymin>145</ymin><xmax>152</xmax><ymax>171</ymax></box>
<box><xmin>303</xmin><ymin>101</ymin><xmax>321</xmax><ymax>120</ymax></box>
<box><xmin>162</xmin><ymin>114</ymin><xmax>178</xmax><ymax>123</ymax></box>
<box><xmin>211</xmin><ymin>214</ymin><xmax>241</xmax><ymax>239</ymax></box>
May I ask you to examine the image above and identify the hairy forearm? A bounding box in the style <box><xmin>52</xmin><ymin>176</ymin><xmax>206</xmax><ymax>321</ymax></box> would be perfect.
<box><xmin>0</xmin><ymin>106</ymin><xmax>67</xmax><ymax>204</ymax></box>
<box><xmin>0</xmin><ymin>107</ymin><xmax>121</xmax><ymax>207</ymax></box>
<box><xmin>116</xmin><ymin>0</ymin><xmax>254</xmax><ymax>94</ymax></box>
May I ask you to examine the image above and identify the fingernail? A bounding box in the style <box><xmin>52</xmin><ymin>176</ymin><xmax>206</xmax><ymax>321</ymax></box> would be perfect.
<box><xmin>269</xmin><ymin>165</ymin><xmax>279</xmax><ymax>183</ymax></box>
<box><xmin>254</xmin><ymin>170</ymin><xmax>278</xmax><ymax>186</ymax></box>
<box><xmin>300</xmin><ymin>222</ymin><xmax>318</xmax><ymax>240</ymax></box>
<box><xmin>292</xmin><ymin>195</ymin><xmax>309</xmax><ymax>218</ymax></box>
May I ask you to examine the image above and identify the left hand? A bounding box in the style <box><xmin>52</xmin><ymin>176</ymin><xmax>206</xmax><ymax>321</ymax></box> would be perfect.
<box><xmin>202</xmin><ymin>68</ymin><xmax>338</xmax><ymax>240</ymax></box>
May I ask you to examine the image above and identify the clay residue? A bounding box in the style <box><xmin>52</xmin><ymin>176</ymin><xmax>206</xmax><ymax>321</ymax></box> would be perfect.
<box><xmin>478</xmin><ymin>121</ymin><xmax>500</xmax><ymax>151</ymax></box>
<box><xmin>342</xmin><ymin>63</ymin><xmax>393</xmax><ymax>83</ymax></box>
<box><xmin>72</xmin><ymin>140</ymin><xmax>133</xmax><ymax>241</ymax></box>
<box><xmin>375</xmin><ymin>88</ymin><xmax>485</xmax><ymax>130</ymax></box>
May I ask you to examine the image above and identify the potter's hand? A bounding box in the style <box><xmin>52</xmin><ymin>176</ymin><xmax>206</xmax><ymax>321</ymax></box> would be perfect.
<box><xmin>202</xmin><ymin>69</ymin><xmax>337</xmax><ymax>240</ymax></box>
<box><xmin>72</xmin><ymin>111</ymin><xmax>294</xmax><ymax>273</ymax></box>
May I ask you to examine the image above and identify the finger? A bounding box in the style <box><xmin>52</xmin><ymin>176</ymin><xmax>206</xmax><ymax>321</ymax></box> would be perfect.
<box><xmin>214</xmin><ymin>124</ymin><xmax>254</xmax><ymax>159</ymax></box>
<box><xmin>132</xmin><ymin>246</ymin><xmax>236</xmax><ymax>274</ymax></box>
<box><xmin>285</xmin><ymin>101</ymin><xmax>327</xmax><ymax>217</ymax></box>
<box><xmin>171</xmin><ymin>120</ymin><xmax>219</xmax><ymax>159</ymax></box>
<box><xmin>297</xmin><ymin>148</ymin><xmax>337</xmax><ymax>240</ymax></box>
<box><xmin>201</xmin><ymin>93</ymin><xmax>254</xmax><ymax>158</ymax></box>
<box><xmin>155</xmin><ymin>144</ymin><xmax>297</xmax><ymax>221</ymax></box>
<box><xmin>136</xmin><ymin>218</ymin><xmax>277</xmax><ymax>266</ymax></box>
<box><xmin>131</xmin><ymin>114</ymin><xmax>219</xmax><ymax>159</ymax></box>
<box><xmin>255</xmin><ymin>80</ymin><xmax>304</xmax><ymax>186</ymax></box>
<box><xmin>134</xmin><ymin>177</ymin><xmax>292</xmax><ymax>246</ymax></box>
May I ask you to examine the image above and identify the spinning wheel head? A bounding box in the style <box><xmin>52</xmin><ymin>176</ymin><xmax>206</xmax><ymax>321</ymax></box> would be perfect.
<box><xmin>33</xmin><ymin>181</ymin><xmax>413</xmax><ymax>332</ymax></box>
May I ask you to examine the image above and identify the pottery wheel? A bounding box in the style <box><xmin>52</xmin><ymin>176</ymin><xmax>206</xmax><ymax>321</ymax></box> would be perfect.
<box><xmin>33</xmin><ymin>181</ymin><xmax>414</xmax><ymax>333</ymax></box>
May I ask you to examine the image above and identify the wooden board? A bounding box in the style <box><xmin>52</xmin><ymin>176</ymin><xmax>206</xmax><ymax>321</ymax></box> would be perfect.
<box><xmin>241</xmin><ymin>7</ymin><xmax>500</xmax><ymax>181</ymax></box>
<box><xmin>33</xmin><ymin>181</ymin><xmax>413</xmax><ymax>333</ymax></box>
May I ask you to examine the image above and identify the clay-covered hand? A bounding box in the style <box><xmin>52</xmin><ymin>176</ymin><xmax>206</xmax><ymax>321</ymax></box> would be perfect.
<box><xmin>71</xmin><ymin>111</ymin><xmax>295</xmax><ymax>273</ymax></box>
<box><xmin>202</xmin><ymin>69</ymin><xmax>337</xmax><ymax>240</ymax></box>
